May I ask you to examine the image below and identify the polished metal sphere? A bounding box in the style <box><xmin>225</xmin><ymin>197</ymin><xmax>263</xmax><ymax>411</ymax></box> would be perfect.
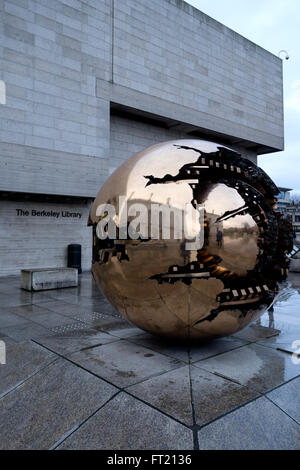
<box><xmin>89</xmin><ymin>140</ymin><xmax>292</xmax><ymax>340</ymax></box>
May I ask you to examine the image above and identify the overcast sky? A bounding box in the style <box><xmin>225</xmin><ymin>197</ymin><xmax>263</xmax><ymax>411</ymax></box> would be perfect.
<box><xmin>186</xmin><ymin>0</ymin><xmax>300</xmax><ymax>195</ymax></box>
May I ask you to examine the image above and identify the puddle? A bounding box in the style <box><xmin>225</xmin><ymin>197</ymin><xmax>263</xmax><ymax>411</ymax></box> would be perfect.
<box><xmin>258</xmin><ymin>278</ymin><xmax>300</xmax><ymax>338</ymax></box>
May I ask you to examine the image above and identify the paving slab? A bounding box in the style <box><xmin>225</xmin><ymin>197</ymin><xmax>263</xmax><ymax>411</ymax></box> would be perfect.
<box><xmin>74</xmin><ymin>288</ymin><xmax>104</xmax><ymax>299</ymax></box>
<box><xmin>50</xmin><ymin>320</ymin><xmax>91</xmax><ymax>334</ymax></box>
<box><xmin>108</xmin><ymin>327</ymin><xmax>146</xmax><ymax>338</ymax></box>
<box><xmin>61</xmin><ymin>296</ymin><xmax>121</xmax><ymax>315</ymax></box>
<box><xmin>191</xmin><ymin>366</ymin><xmax>259</xmax><ymax>426</ymax></box>
<box><xmin>128</xmin><ymin>365</ymin><xmax>193</xmax><ymax>425</ymax></box>
<box><xmin>127</xmin><ymin>333</ymin><xmax>190</xmax><ymax>362</ymax></box>
<box><xmin>267</xmin><ymin>377</ymin><xmax>300</xmax><ymax>424</ymax></box>
<box><xmin>195</xmin><ymin>343</ymin><xmax>300</xmax><ymax>393</ymax></box>
<box><xmin>257</xmin><ymin>335</ymin><xmax>300</xmax><ymax>355</ymax></box>
<box><xmin>67</xmin><ymin>311</ymin><xmax>130</xmax><ymax>330</ymax></box>
<box><xmin>197</xmin><ymin>396</ymin><xmax>300</xmax><ymax>450</ymax></box>
<box><xmin>57</xmin><ymin>392</ymin><xmax>193</xmax><ymax>450</ymax></box>
<box><xmin>0</xmin><ymin>285</ymin><xmax>21</xmax><ymax>295</ymax></box>
<box><xmin>232</xmin><ymin>323</ymin><xmax>280</xmax><ymax>342</ymax></box>
<box><xmin>0</xmin><ymin>308</ymin><xmax>34</xmax><ymax>328</ymax></box>
<box><xmin>38</xmin><ymin>300</ymin><xmax>129</xmax><ymax>330</ymax></box>
<box><xmin>43</xmin><ymin>292</ymin><xmax>116</xmax><ymax>314</ymax></box>
<box><xmin>62</xmin><ymin>309</ymin><xmax>135</xmax><ymax>331</ymax></box>
<box><xmin>128</xmin><ymin>364</ymin><xmax>258</xmax><ymax>427</ymax></box>
<box><xmin>25</xmin><ymin>312</ymin><xmax>75</xmax><ymax>328</ymax></box>
<box><xmin>0</xmin><ymin>292</ymin><xmax>34</xmax><ymax>307</ymax></box>
<box><xmin>0</xmin><ymin>340</ymin><xmax>56</xmax><ymax>397</ymax></box>
<box><xmin>93</xmin><ymin>315</ymin><xmax>135</xmax><ymax>332</ymax></box>
<box><xmin>0</xmin><ymin>333</ymin><xmax>16</xmax><ymax>345</ymax></box>
<box><xmin>190</xmin><ymin>336</ymin><xmax>246</xmax><ymax>362</ymax></box>
<box><xmin>0</xmin><ymin>321</ymin><xmax>51</xmax><ymax>342</ymax></box>
<box><xmin>257</xmin><ymin>329</ymin><xmax>300</xmax><ymax>348</ymax></box>
<box><xmin>127</xmin><ymin>334</ymin><xmax>245</xmax><ymax>364</ymax></box>
<box><xmin>4</xmin><ymin>304</ymin><xmax>78</xmax><ymax>328</ymax></box>
<box><xmin>22</xmin><ymin>291</ymin><xmax>57</xmax><ymax>303</ymax></box>
<box><xmin>34</xmin><ymin>289</ymin><xmax>81</xmax><ymax>303</ymax></box>
<box><xmin>88</xmin><ymin>299</ymin><xmax>120</xmax><ymax>316</ymax></box>
<box><xmin>69</xmin><ymin>339</ymin><xmax>183</xmax><ymax>388</ymax></box>
<box><xmin>0</xmin><ymin>272</ymin><xmax>299</xmax><ymax>451</ymax></box>
<box><xmin>34</xmin><ymin>299</ymin><xmax>96</xmax><ymax>317</ymax></box>
<box><xmin>0</xmin><ymin>358</ymin><xmax>117</xmax><ymax>450</ymax></box>
<box><xmin>35</xmin><ymin>327</ymin><xmax>120</xmax><ymax>356</ymax></box>
<box><xmin>2</xmin><ymin>288</ymin><xmax>58</xmax><ymax>305</ymax></box>
<box><xmin>4</xmin><ymin>303</ymin><xmax>59</xmax><ymax>317</ymax></box>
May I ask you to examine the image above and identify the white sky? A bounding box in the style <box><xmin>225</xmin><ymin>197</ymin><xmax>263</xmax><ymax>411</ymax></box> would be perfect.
<box><xmin>185</xmin><ymin>0</ymin><xmax>300</xmax><ymax>194</ymax></box>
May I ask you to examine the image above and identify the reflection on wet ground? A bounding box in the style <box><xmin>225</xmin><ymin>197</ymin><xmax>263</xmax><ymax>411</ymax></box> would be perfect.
<box><xmin>0</xmin><ymin>272</ymin><xmax>299</xmax><ymax>450</ymax></box>
<box><xmin>259</xmin><ymin>274</ymin><xmax>300</xmax><ymax>337</ymax></box>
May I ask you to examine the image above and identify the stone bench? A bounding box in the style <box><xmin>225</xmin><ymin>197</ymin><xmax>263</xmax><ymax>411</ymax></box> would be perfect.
<box><xmin>21</xmin><ymin>268</ymin><xmax>78</xmax><ymax>291</ymax></box>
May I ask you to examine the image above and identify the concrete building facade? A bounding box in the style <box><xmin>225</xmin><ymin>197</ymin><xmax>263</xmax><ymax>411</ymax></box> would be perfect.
<box><xmin>277</xmin><ymin>188</ymin><xmax>300</xmax><ymax>243</ymax></box>
<box><xmin>0</xmin><ymin>0</ymin><xmax>284</xmax><ymax>275</ymax></box>
<box><xmin>277</xmin><ymin>187</ymin><xmax>292</xmax><ymax>213</ymax></box>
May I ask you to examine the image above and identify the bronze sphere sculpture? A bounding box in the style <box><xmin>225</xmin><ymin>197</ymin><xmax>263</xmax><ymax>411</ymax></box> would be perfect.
<box><xmin>88</xmin><ymin>140</ymin><xmax>292</xmax><ymax>340</ymax></box>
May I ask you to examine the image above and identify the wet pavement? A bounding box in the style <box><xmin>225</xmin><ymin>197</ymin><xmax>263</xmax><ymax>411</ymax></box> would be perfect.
<box><xmin>0</xmin><ymin>272</ymin><xmax>299</xmax><ymax>450</ymax></box>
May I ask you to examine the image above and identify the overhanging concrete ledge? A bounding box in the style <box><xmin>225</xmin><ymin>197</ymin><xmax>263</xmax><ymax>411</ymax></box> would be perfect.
<box><xmin>96</xmin><ymin>79</ymin><xmax>283</xmax><ymax>155</ymax></box>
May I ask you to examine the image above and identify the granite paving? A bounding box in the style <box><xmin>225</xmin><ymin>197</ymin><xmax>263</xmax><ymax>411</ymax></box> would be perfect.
<box><xmin>0</xmin><ymin>271</ymin><xmax>299</xmax><ymax>450</ymax></box>
<box><xmin>57</xmin><ymin>393</ymin><xmax>194</xmax><ymax>450</ymax></box>
<box><xmin>197</xmin><ymin>397</ymin><xmax>300</xmax><ymax>450</ymax></box>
